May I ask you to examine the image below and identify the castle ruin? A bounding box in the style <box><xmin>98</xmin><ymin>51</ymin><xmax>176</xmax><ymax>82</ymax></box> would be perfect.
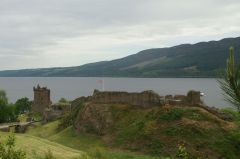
<box><xmin>32</xmin><ymin>85</ymin><xmax>52</xmax><ymax>114</ymax></box>
<box><xmin>92</xmin><ymin>89</ymin><xmax>164</xmax><ymax>107</ymax></box>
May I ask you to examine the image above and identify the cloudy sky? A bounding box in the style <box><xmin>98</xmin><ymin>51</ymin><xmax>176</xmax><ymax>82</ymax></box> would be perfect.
<box><xmin>0</xmin><ymin>0</ymin><xmax>240</xmax><ymax>70</ymax></box>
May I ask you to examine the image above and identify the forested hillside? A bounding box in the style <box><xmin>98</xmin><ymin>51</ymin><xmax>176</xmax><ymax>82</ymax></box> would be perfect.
<box><xmin>0</xmin><ymin>37</ymin><xmax>240</xmax><ymax>77</ymax></box>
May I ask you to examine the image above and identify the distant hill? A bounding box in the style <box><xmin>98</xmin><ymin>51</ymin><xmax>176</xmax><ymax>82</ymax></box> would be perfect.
<box><xmin>1</xmin><ymin>36</ymin><xmax>240</xmax><ymax>77</ymax></box>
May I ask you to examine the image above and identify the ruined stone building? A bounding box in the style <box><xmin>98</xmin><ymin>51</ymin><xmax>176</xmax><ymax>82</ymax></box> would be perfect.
<box><xmin>32</xmin><ymin>85</ymin><xmax>52</xmax><ymax>114</ymax></box>
<box><xmin>90</xmin><ymin>89</ymin><xmax>203</xmax><ymax>107</ymax></box>
<box><xmin>32</xmin><ymin>85</ymin><xmax>71</xmax><ymax>122</ymax></box>
<box><xmin>92</xmin><ymin>89</ymin><xmax>164</xmax><ymax>107</ymax></box>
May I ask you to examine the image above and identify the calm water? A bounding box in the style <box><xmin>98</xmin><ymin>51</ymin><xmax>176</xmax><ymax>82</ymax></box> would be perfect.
<box><xmin>0</xmin><ymin>77</ymin><xmax>229</xmax><ymax>108</ymax></box>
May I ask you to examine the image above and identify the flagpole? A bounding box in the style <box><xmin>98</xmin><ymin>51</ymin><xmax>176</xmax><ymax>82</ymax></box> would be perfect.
<box><xmin>102</xmin><ymin>78</ymin><xmax>105</xmax><ymax>91</ymax></box>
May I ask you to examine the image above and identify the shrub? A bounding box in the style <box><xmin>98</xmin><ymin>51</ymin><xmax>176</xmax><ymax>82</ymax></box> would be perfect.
<box><xmin>176</xmin><ymin>143</ymin><xmax>189</xmax><ymax>159</ymax></box>
<box><xmin>0</xmin><ymin>135</ymin><xmax>26</xmax><ymax>159</ymax></box>
<box><xmin>159</xmin><ymin>109</ymin><xmax>183</xmax><ymax>121</ymax></box>
<box><xmin>163</xmin><ymin>127</ymin><xmax>181</xmax><ymax>136</ymax></box>
<box><xmin>58</xmin><ymin>112</ymin><xmax>72</xmax><ymax>130</ymax></box>
<box><xmin>15</xmin><ymin>97</ymin><xmax>32</xmax><ymax>115</ymax></box>
<box><xmin>58</xmin><ymin>98</ymin><xmax>69</xmax><ymax>103</ymax></box>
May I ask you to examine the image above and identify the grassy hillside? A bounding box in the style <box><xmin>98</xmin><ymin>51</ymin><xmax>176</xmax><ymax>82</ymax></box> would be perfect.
<box><xmin>0</xmin><ymin>36</ymin><xmax>240</xmax><ymax>77</ymax></box>
<box><xmin>26</xmin><ymin>121</ymin><xmax>159</xmax><ymax>159</ymax></box>
<box><xmin>73</xmin><ymin>103</ymin><xmax>240</xmax><ymax>159</ymax></box>
<box><xmin>0</xmin><ymin>131</ymin><xmax>84</xmax><ymax>159</ymax></box>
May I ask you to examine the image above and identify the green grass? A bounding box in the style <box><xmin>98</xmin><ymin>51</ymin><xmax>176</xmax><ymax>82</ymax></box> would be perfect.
<box><xmin>0</xmin><ymin>132</ymin><xmax>84</xmax><ymax>159</ymax></box>
<box><xmin>27</xmin><ymin>120</ymin><xmax>60</xmax><ymax>138</ymax></box>
<box><xmin>106</xmin><ymin>105</ymin><xmax>240</xmax><ymax>158</ymax></box>
<box><xmin>26</xmin><ymin>120</ymin><xmax>159</xmax><ymax>159</ymax></box>
<box><xmin>158</xmin><ymin>108</ymin><xmax>183</xmax><ymax>121</ymax></box>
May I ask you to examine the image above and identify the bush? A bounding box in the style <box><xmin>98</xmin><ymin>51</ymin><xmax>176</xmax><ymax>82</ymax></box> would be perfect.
<box><xmin>176</xmin><ymin>143</ymin><xmax>189</xmax><ymax>159</ymax></box>
<box><xmin>163</xmin><ymin>127</ymin><xmax>181</xmax><ymax>136</ymax></box>
<box><xmin>0</xmin><ymin>135</ymin><xmax>26</xmax><ymax>159</ymax></box>
<box><xmin>15</xmin><ymin>97</ymin><xmax>32</xmax><ymax>115</ymax></box>
<box><xmin>58</xmin><ymin>98</ymin><xmax>69</xmax><ymax>104</ymax></box>
<box><xmin>58</xmin><ymin>112</ymin><xmax>73</xmax><ymax>129</ymax></box>
<box><xmin>159</xmin><ymin>109</ymin><xmax>183</xmax><ymax>121</ymax></box>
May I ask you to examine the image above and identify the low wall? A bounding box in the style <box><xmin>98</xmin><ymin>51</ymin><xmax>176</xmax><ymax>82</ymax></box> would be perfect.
<box><xmin>0</xmin><ymin>126</ymin><xmax>10</xmax><ymax>132</ymax></box>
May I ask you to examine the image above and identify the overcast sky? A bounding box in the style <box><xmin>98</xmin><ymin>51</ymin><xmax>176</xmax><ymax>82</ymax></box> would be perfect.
<box><xmin>0</xmin><ymin>0</ymin><xmax>240</xmax><ymax>70</ymax></box>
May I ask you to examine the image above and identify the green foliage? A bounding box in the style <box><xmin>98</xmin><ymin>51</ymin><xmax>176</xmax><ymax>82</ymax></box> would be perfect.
<box><xmin>0</xmin><ymin>135</ymin><xmax>26</xmax><ymax>159</ymax></box>
<box><xmin>159</xmin><ymin>108</ymin><xmax>183</xmax><ymax>121</ymax></box>
<box><xmin>163</xmin><ymin>127</ymin><xmax>181</xmax><ymax>136</ymax></box>
<box><xmin>0</xmin><ymin>90</ymin><xmax>8</xmax><ymax>104</ymax></box>
<box><xmin>15</xmin><ymin>97</ymin><xmax>32</xmax><ymax>115</ymax></box>
<box><xmin>218</xmin><ymin>47</ymin><xmax>240</xmax><ymax>112</ymax></box>
<box><xmin>176</xmin><ymin>144</ymin><xmax>188</xmax><ymax>159</ymax></box>
<box><xmin>0</xmin><ymin>91</ymin><xmax>17</xmax><ymax>123</ymax></box>
<box><xmin>58</xmin><ymin>98</ymin><xmax>69</xmax><ymax>104</ymax></box>
<box><xmin>183</xmin><ymin>109</ymin><xmax>209</xmax><ymax>121</ymax></box>
<box><xmin>0</xmin><ymin>90</ymin><xmax>32</xmax><ymax>123</ymax></box>
<box><xmin>58</xmin><ymin>99</ymin><xmax>85</xmax><ymax>130</ymax></box>
<box><xmin>32</xmin><ymin>112</ymin><xmax>43</xmax><ymax>121</ymax></box>
<box><xmin>58</xmin><ymin>112</ymin><xmax>73</xmax><ymax>130</ymax></box>
<box><xmin>71</xmin><ymin>101</ymin><xmax>86</xmax><ymax>123</ymax></box>
<box><xmin>220</xmin><ymin>108</ymin><xmax>240</xmax><ymax>121</ymax></box>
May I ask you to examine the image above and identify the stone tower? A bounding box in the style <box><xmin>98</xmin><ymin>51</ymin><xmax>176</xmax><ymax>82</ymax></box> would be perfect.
<box><xmin>32</xmin><ymin>85</ymin><xmax>52</xmax><ymax>114</ymax></box>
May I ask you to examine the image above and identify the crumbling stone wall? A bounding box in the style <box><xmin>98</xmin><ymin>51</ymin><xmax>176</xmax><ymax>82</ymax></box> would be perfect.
<box><xmin>43</xmin><ymin>103</ymin><xmax>71</xmax><ymax>122</ymax></box>
<box><xmin>91</xmin><ymin>90</ymin><xmax>163</xmax><ymax>107</ymax></box>
<box><xmin>166</xmin><ymin>90</ymin><xmax>202</xmax><ymax>106</ymax></box>
<box><xmin>187</xmin><ymin>90</ymin><xmax>202</xmax><ymax>105</ymax></box>
<box><xmin>32</xmin><ymin>85</ymin><xmax>52</xmax><ymax>114</ymax></box>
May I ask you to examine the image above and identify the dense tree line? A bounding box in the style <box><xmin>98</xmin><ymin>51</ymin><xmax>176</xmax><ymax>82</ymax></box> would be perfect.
<box><xmin>0</xmin><ymin>90</ymin><xmax>31</xmax><ymax>123</ymax></box>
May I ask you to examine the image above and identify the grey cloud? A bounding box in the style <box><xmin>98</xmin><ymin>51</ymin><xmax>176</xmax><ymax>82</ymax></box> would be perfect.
<box><xmin>0</xmin><ymin>0</ymin><xmax>240</xmax><ymax>69</ymax></box>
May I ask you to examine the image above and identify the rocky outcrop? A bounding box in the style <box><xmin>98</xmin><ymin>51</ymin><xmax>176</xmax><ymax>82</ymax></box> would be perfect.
<box><xmin>71</xmin><ymin>96</ymin><xmax>91</xmax><ymax>110</ymax></box>
<box><xmin>74</xmin><ymin>103</ymin><xmax>113</xmax><ymax>135</ymax></box>
<box><xmin>197</xmin><ymin>105</ymin><xmax>233</xmax><ymax>121</ymax></box>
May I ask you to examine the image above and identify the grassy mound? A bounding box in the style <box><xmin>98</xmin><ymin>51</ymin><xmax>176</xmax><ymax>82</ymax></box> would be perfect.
<box><xmin>74</xmin><ymin>103</ymin><xmax>240</xmax><ymax>159</ymax></box>
<box><xmin>6</xmin><ymin>104</ymin><xmax>240</xmax><ymax>159</ymax></box>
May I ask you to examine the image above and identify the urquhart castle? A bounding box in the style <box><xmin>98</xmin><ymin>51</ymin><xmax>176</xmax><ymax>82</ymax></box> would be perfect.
<box><xmin>32</xmin><ymin>85</ymin><xmax>232</xmax><ymax>123</ymax></box>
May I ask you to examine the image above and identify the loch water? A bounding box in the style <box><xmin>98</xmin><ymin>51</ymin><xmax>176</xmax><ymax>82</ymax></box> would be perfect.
<box><xmin>0</xmin><ymin>77</ymin><xmax>230</xmax><ymax>108</ymax></box>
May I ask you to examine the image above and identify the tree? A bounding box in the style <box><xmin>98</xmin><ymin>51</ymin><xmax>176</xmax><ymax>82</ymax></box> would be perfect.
<box><xmin>0</xmin><ymin>90</ymin><xmax>18</xmax><ymax>123</ymax></box>
<box><xmin>218</xmin><ymin>47</ymin><xmax>240</xmax><ymax>112</ymax></box>
<box><xmin>0</xmin><ymin>90</ymin><xmax>8</xmax><ymax>104</ymax></box>
<box><xmin>15</xmin><ymin>97</ymin><xmax>32</xmax><ymax>115</ymax></box>
<box><xmin>0</xmin><ymin>97</ymin><xmax>8</xmax><ymax>123</ymax></box>
<box><xmin>58</xmin><ymin>97</ymin><xmax>68</xmax><ymax>103</ymax></box>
